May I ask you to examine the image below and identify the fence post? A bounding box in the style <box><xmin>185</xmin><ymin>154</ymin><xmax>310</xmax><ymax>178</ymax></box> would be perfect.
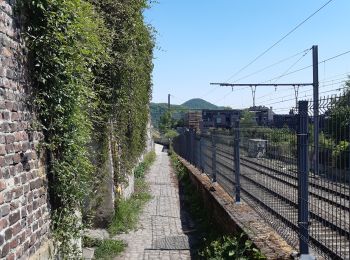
<box><xmin>234</xmin><ymin>120</ymin><xmax>241</xmax><ymax>204</ymax></box>
<box><xmin>200</xmin><ymin>136</ymin><xmax>204</xmax><ymax>173</ymax></box>
<box><xmin>191</xmin><ymin>129</ymin><xmax>196</xmax><ymax>166</ymax></box>
<box><xmin>211</xmin><ymin>130</ymin><xmax>217</xmax><ymax>183</ymax></box>
<box><xmin>189</xmin><ymin>129</ymin><xmax>191</xmax><ymax>163</ymax></box>
<box><xmin>199</xmin><ymin>134</ymin><xmax>202</xmax><ymax>171</ymax></box>
<box><xmin>189</xmin><ymin>130</ymin><xmax>192</xmax><ymax>163</ymax></box>
<box><xmin>186</xmin><ymin>130</ymin><xmax>190</xmax><ymax>161</ymax></box>
<box><xmin>297</xmin><ymin>101</ymin><xmax>312</xmax><ymax>259</ymax></box>
<box><xmin>182</xmin><ymin>133</ymin><xmax>185</xmax><ymax>159</ymax></box>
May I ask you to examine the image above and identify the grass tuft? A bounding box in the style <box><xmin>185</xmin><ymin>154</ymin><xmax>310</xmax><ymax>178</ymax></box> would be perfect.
<box><xmin>108</xmin><ymin>150</ymin><xmax>155</xmax><ymax>235</ymax></box>
<box><xmin>83</xmin><ymin>237</ymin><xmax>126</xmax><ymax>259</ymax></box>
<box><xmin>94</xmin><ymin>239</ymin><xmax>126</xmax><ymax>259</ymax></box>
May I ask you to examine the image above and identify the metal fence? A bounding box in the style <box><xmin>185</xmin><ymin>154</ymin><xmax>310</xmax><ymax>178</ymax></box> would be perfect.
<box><xmin>172</xmin><ymin>93</ymin><xmax>350</xmax><ymax>259</ymax></box>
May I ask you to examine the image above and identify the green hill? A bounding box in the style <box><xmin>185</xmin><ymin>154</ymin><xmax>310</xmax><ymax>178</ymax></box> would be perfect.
<box><xmin>150</xmin><ymin>98</ymin><xmax>227</xmax><ymax>129</ymax></box>
<box><xmin>181</xmin><ymin>98</ymin><xmax>218</xmax><ymax>110</ymax></box>
<box><xmin>150</xmin><ymin>103</ymin><xmax>186</xmax><ymax>129</ymax></box>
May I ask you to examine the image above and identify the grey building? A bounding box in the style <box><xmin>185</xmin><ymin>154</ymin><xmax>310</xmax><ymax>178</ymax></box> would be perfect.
<box><xmin>248</xmin><ymin>106</ymin><xmax>274</xmax><ymax>126</ymax></box>
<box><xmin>201</xmin><ymin>109</ymin><xmax>241</xmax><ymax>129</ymax></box>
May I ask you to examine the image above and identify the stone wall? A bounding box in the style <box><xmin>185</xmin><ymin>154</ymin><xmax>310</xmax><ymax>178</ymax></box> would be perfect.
<box><xmin>0</xmin><ymin>1</ymin><xmax>51</xmax><ymax>259</ymax></box>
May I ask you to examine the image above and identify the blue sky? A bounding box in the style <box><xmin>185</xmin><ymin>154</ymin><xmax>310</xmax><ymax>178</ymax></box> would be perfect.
<box><xmin>145</xmin><ymin>0</ymin><xmax>350</xmax><ymax>113</ymax></box>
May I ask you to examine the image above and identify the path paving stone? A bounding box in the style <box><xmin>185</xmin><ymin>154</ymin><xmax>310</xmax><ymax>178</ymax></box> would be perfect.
<box><xmin>114</xmin><ymin>144</ymin><xmax>192</xmax><ymax>259</ymax></box>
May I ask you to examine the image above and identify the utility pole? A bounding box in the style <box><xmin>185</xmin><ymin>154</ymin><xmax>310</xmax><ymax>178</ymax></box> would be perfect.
<box><xmin>313</xmin><ymin>45</ymin><xmax>319</xmax><ymax>176</ymax></box>
<box><xmin>168</xmin><ymin>94</ymin><xmax>171</xmax><ymax>110</ymax></box>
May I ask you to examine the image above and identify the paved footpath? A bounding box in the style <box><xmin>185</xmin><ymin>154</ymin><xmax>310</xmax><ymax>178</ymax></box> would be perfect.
<box><xmin>114</xmin><ymin>144</ymin><xmax>192</xmax><ymax>260</ymax></box>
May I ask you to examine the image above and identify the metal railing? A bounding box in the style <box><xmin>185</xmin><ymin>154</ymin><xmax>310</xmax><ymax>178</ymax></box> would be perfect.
<box><xmin>173</xmin><ymin>94</ymin><xmax>350</xmax><ymax>259</ymax></box>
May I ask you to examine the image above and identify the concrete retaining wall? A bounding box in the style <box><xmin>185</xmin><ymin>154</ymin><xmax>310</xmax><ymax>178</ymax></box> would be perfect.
<box><xmin>179</xmin><ymin>157</ymin><xmax>294</xmax><ymax>259</ymax></box>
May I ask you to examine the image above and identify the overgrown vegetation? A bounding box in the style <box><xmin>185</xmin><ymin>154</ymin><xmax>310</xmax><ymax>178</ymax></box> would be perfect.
<box><xmin>83</xmin><ymin>237</ymin><xmax>126</xmax><ymax>259</ymax></box>
<box><xmin>170</xmin><ymin>154</ymin><xmax>266</xmax><ymax>259</ymax></box>
<box><xmin>18</xmin><ymin>0</ymin><xmax>154</xmax><ymax>257</ymax></box>
<box><xmin>18</xmin><ymin>0</ymin><xmax>110</xmax><ymax>256</ymax></box>
<box><xmin>90</xmin><ymin>0</ymin><xmax>155</xmax><ymax>178</ymax></box>
<box><xmin>200</xmin><ymin>235</ymin><xmax>266</xmax><ymax>260</ymax></box>
<box><xmin>108</xmin><ymin>150</ymin><xmax>155</xmax><ymax>235</ymax></box>
<box><xmin>134</xmin><ymin>151</ymin><xmax>156</xmax><ymax>178</ymax></box>
<box><xmin>94</xmin><ymin>239</ymin><xmax>126</xmax><ymax>260</ymax></box>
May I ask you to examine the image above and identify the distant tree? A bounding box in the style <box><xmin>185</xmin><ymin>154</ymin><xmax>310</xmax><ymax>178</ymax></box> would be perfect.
<box><xmin>164</xmin><ymin>129</ymin><xmax>179</xmax><ymax>139</ymax></box>
<box><xmin>159</xmin><ymin>111</ymin><xmax>176</xmax><ymax>134</ymax></box>
<box><xmin>240</xmin><ymin>110</ymin><xmax>257</xmax><ymax>127</ymax></box>
<box><xmin>324</xmin><ymin>79</ymin><xmax>350</xmax><ymax>141</ymax></box>
<box><xmin>175</xmin><ymin>118</ymin><xmax>185</xmax><ymax>127</ymax></box>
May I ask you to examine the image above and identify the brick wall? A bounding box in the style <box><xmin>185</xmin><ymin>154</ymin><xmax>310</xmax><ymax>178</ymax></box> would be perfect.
<box><xmin>0</xmin><ymin>1</ymin><xmax>51</xmax><ymax>259</ymax></box>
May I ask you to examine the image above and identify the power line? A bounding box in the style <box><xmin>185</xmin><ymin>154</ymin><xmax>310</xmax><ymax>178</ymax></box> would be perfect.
<box><xmin>257</xmin><ymin>76</ymin><xmax>348</xmax><ymax>103</ymax></box>
<box><xmin>213</xmin><ymin>90</ymin><xmax>233</xmax><ymax>104</ymax></box>
<box><xmin>252</xmin><ymin>49</ymin><xmax>312</xmax><ymax>99</ymax></box>
<box><xmin>257</xmin><ymin>73</ymin><xmax>349</xmax><ymax>100</ymax></box>
<box><xmin>262</xmin><ymin>85</ymin><xmax>347</xmax><ymax>106</ymax></box>
<box><xmin>271</xmin><ymin>48</ymin><xmax>312</xmax><ymax>84</ymax></box>
<box><xmin>261</xmin><ymin>49</ymin><xmax>350</xmax><ymax>83</ymax></box>
<box><xmin>224</xmin><ymin>0</ymin><xmax>335</xmax><ymax>82</ymax></box>
<box><xmin>200</xmin><ymin>85</ymin><xmax>221</xmax><ymax>99</ymax></box>
<box><xmin>232</xmin><ymin>48</ymin><xmax>311</xmax><ymax>83</ymax></box>
<box><xmin>257</xmin><ymin>79</ymin><xmax>347</xmax><ymax>105</ymax></box>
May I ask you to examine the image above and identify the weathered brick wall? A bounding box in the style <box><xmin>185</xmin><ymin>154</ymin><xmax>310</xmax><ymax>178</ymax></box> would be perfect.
<box><xmin>0</xmin><ymin>1</ymin><xmax>51</xmax><ymax>259</ymax></box>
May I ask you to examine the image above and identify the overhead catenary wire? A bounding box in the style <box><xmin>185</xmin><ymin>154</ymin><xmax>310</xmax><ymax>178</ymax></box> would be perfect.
<box><xmin>210</xmin><ymin>49</ymin><xmax>349</xmax><ymax>110</ymax></box>
<box><xmin>207</xmin><ymin>50</ymin><xmax>349</xmax><ymax>105</ymax></box>
<box><xmin>200</xmin><ymin>85</ymin><xmax>221</xmax><ymax>99</ymax></box>
<box><xmin>257</xmin><ymin>76</ymin><xmax>349</xmax><ymax>104</ymax></box>
<box><xmin>256</xmin><ymin>48</ymin><xmax>312</xmax><ymax>99</ymax></box>
<box><xmin>224</xmin><ymin>0</ymin><xmax>335</xmax><ymax>82</ymax></box>
<box><xmin>261</xmin><ymin>49</ymin><xmax>350</xmax><ymax>84</ymax></box>
<box><xmin>270</xmin><ymin>48</ymin><xmax>312</xmax><ymax>84</ymax></box>
<box><xmin>213</xmin><ymin>89</ymin><xmax>234</xmax><ymax>104</ymax></box>
<box><xmin>262</xmin><ymin>85</ymin><xmax>347</xmax><ymax>106</ymax></box>
<box><xmin>257</xmin><ymin>73</ymin><xmax>350</xmax><ymax>100</ymax></box>
<box><xmin>257</xmin><ymin>79</ymin><xmax>348</xmax><ymax>106</ymax></box>
<box><xmin>232</xmin><ymin>48</ymin><xmax>312</xmax><ymax>83</ymax></box>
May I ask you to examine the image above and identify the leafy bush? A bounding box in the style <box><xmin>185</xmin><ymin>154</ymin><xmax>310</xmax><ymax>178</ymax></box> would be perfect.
<box><xmin>200</xmin><ymin>235</ymin><xmax>266</xmax><ymax>260</ymax></box>
<box><xmin>332</xmin><ymin>141</ymin><xmax>350</xmax><ymax>168</ymax></box>
<box><xmin>165</xmin><ymin>129</ymin><xmax>179</xmax><ymax>139</ymax></box>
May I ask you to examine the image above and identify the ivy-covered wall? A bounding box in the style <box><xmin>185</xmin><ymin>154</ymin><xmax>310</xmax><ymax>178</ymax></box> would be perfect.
<box><xmin>0</xmin><ymin>0</ymin><xmax>155</xmax><ymax>258</ymax></box>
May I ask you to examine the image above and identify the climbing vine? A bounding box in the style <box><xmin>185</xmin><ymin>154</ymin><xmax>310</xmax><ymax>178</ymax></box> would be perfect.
<box><xmin>18</xmin><ymin>0</ymin><xmax>154</xmax><ymax>257</ymax></box>
<box><xmin>89</xmin><ymin>0</ymin><xmax>155</xmax><ymax>180</ymax></box>
<box><xmin>18</xmin><ymin>0</ymin><xmax>110</xmax><ymax>257</ymax></box>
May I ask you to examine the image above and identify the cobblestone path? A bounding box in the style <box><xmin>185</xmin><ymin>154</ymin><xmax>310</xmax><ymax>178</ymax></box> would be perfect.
<box><xmin>114</xmin><ymin>144</ymin><xmax>193</xmax><ymax>259</ymax></box>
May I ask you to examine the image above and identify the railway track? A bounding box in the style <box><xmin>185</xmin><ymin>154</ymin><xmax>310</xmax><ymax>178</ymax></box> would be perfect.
<box><xmin>198</xmin><ymin>143</ymin><xmax>350</xmax><ymax>259</ymax></box>
<box><xmin>215</xmin><ymin>144</ymin><xmax>350</xmax><ymax>201</ymax></box>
